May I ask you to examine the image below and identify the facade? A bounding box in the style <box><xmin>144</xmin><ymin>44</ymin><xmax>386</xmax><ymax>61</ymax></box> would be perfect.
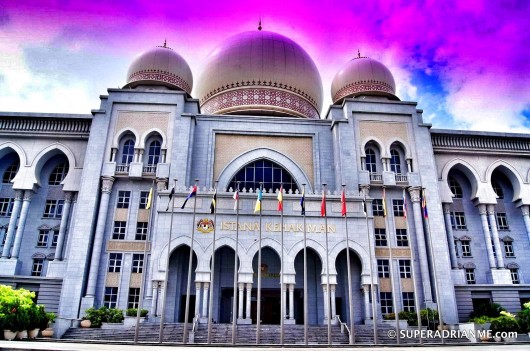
<box><xmin>1</xmin><ymin>29</ymin><xmax>530</xmax><ymax>338</ymax></box>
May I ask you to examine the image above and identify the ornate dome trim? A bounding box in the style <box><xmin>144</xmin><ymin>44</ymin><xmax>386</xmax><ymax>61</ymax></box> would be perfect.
<box><xmin>128</xmin><ymin>69</ymin><xmax>192</xmax><ymax>94</ymax></box>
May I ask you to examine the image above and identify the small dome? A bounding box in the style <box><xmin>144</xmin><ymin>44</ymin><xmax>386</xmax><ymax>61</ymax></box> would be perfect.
<box><xmin>196</xmin><ymin>30</ymin><xmax>323</xmax><ymax>119</ymax></box>
<box><xmin>331</xmin><ymin>56</ymin><xmax>398</xmax><ymax>104</ymax></box>
<box><xmin>124</xmin><ymin>44</ymin><xmax>193</xmax><ymax>94</ymax></box>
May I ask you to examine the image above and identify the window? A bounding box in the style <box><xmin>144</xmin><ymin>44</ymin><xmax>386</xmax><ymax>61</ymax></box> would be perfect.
<box><xmin>454</xmin><ymin>240</ymin><xmax>459</xmax><ymax>257</ymax></box>
<box><xmin>461</xmin><ymin>240</ymin><xmax>472</xmax><ymax>257</ymax></box>
<box><xmin>32</xmin><ymin>258</ymin><xmax>44</xmax><ymax>276</ymax></box>
<box><xmin>37</xmin><ymin>229</ymin><xmax>48</xmax><ymax>247</ymax></box>
<box><xmin>380</xmin><ymin>292</ymin><xmax>393</xmax><ymax>314</ymax></box>
<box><xmin>139</xmin><ymin>191</ymin><xmax>150</xmax><ymax>209</ymax></box>
<box><xmin>229</xmin><ymin>159</ymin><xmax>297</xmax><ymax>193</ymax></box>
<box><xmin>390</xmin><ymin>149</ymin><xmax>401</xmax><ymax>174</ymax></box>
<box><xmin>448</xmin><ymin>177</ymin><xmax>463</xmax><ymax>199</ymax></box>
<box><xmin>452</xmin><ymin>212</ymin><xmax>467</xmax><ymax>230</ymax></box>
<box><xmin>128</xmin><ymin>288</ymin><xmax>140</xmax><ymax>309</ymax></box>
<box><xmin>465</xmin><ymin>268</ymin><xmax>476</xmax><ymax>284</ymax></box>
<box><xmin>147</xmin><ymin>140</ymin><xmax>161</xmax><ymax>166</ymax></box>
<box><xmin>43</xmin><ymin>200</ymin><xmax>64</xmax><ymax>218</ymax></box>
<box><xmin>377</xmin><ymin>259</ymin><xmax>390</xmax><ymax>278</ymax></box>
<box><xmin>399</xmin><ymin>259</ymin><xmax>412</xmax><ymax>278</ymax></box>
<box><xmin>104</xmin><ymin>287</ymin><xmax>119</xmax><ymax>308</ymax></box>
<box><xmin>492</xmin><ymin>181</ymin><xmax>504</xmax><ymax>199</ymax></box>
<box><xmin>396</xmin><ymin>229</ymin><xmax>409</xmax><ymax>247</ymax></box>
<box><xmin>49</xmin><ymin>162</ymin><xmax>68</xmax><ymax>185</ymax></box>
<box><xmin>121</xmin><ymin>139</ymin><xmax>135</xmax><ymax>164</ymax></box>
<box><xmin>135</xmin><ymin>222</ymin><xmax>148</xmax><ymax>241</ymax></box>
<box><xmin>496</xmin><ymin>213</ymin><xmax>509</xmax><ymax>230</ymax></box>
<box><xmin>365</xmin><ymin>149</ymin><xmax>377</xmax><ymax>173</ymax></box>
<box><xmin>375</xmin><ymin>229</ymin><xmax>387</xmax><ymax>247</ymax></box>
<box><xmin>392</xmin><ymin>199</ymin><xmax>404</xmax><ymax>217</ymax></box>
<box><xmin>132</xmin><ymin>254</ymin><xmax>144</xmax><ymax>273</ymax></box>
<box><xmin>117</xmin><ymin>191</ymin><xmax>131</xmax><ymax>209</ymax></box>
<box><xmin>113</xmin><ymin>221</ymin><xmax>127</xmax><ymax>240</ymax></box>
<box><xmin>108</xmin><ymin>253</ymin><xmax>123</xmax><ymax>272</ymax></box>
<box><xmin>372</xmin><ymin>199</ymin><xmax>384</xmax><ymax>216</ymax></box>
<box><xmin>51</xmin><ymin>229</ymin><xmax>59</xmax><ymax>247</ymax></box>
<box><xmin>2</xmin><ymin>161</ymin><xmax>19</xmax><ymax>184</ymax></box>
<box><xmin>0</xmin><ymin>198</ymin><xmax>14</xmax><ymax>217</ymax></box>
<box><xmin>402</xmin><ymin>292</ymin><xmax>415</xmax><ymax>312</ymax></box>
<box><xmin>504</xmin><ymin>240</ymin><xmax>515</xmax><ymax>257</ymax></box>
<box><xmin>510</xmin><ymin>268</ymin><xmax>520</xmax><ymax>284</ymax></box>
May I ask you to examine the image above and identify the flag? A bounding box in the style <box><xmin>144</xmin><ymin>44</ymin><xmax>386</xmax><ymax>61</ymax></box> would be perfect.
<box><xmin>233</xmin><ymin>189</ymin><xmax>239</xmax><ymax>212</ymax></box>
<box><xmin>341</xmin><ymin>190</ymin><xmax>347</xmax><ymax>217</ymax></box>
<box><xmin>382</xmin><ymin>187</ymin><xmax>387</xmax><ymax>217</ymax></box>
<box><xmin>422</xmin><ymin>189</ymin><xmax>429</xmax><ymax>218</ymax></box>
<box><xmin>165</xmin><ymin>187</ymin><xmax>175</xmax><ymax>211</ymax></box>
<box><xmin>277</xmin><ymin>185</ymin><xmax>283</xmax><ymax>212</ymax></box>
<box><xmin>300</xmin><ymin>188</ymin><xmax>305</xmax><ymax>215</ymax></box>
<box><xmin>254</xmin><ymin>187</ymin><xmax>263</xmax><ymax>213</ymax></box>
<box><xmin>402</xmin><ymin>189</ymin><xmax>407</xmax><ymax>218</ymax></box>
<box><xmin>321</xmin><ymin>189</ymin><xmax>327</xmax><ymax>217</ymax></box>
<box><xmin>210</xmin><ymin>188</ymin><xmax>217</xmax><ymax>214</ymax></box>
<box><xmin>181</xmin><ymin>185</ymin><xmax>197</xmax><ymax>209</ymax></box>
<box><xmin>362</xmin><ymin>199</ymin><xmax>367</xmax><ymax>216</ymax></box>
<box><xmin>146</xmin><ymin>187</ymin><xmax>153</xmax><ymax>210</ymax></box>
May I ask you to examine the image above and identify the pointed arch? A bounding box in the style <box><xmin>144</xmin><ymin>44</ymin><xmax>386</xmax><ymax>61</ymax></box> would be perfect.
<box><xmin>360</xmin><ymin>138</ymin><xmax>384</xmax><ymax>157</ymax></box>
<box><xmin>285</xmin><ymin>239</ymin><xmax>327</xmax><ymax>275</ymax></box>
<box><xmin>388</xmin><ymin>138</ymin><xmax>411</xmax><ymax>158</ymax></box>
<box><xmin>0</xmin><ymin>142</ymin><xmax>27</xmax><ymax>166</ymax></box>
<box><xmin>157</xmin><ymin>236</ymin><xmax>204</xmax><ymax>272</ymax></box>
<box><xmin>140</xmin><ymin>128</ymin><xmax>166</xmax><ymax>148</ymax></box>
<box><xmin>31</xmin><ymin>143</ymin><xmax>76</xmax><ymax>187</ymax></box>
<box><xmin>112</xmin><ymin>128</ymin><xmax>140</xmax><ymax>148</ymax></box>
<box><xmin>485</xmin><ymin>160</ymin><xmax>525</xmax><ymax>202</ymax></box>
<box><xmin>329</xmin><ymin>240</ymin><xmax>371</xmax><ymax>276</ymax></box>
<box><xmin>440</xmin><ymin>158</ymin><xmax>481</xmax><ymax>200</ymax></box>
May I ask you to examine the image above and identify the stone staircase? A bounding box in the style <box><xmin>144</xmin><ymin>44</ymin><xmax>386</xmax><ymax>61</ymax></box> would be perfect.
<box><xmin>62</xmin><ymin>322</ymin><xmax>470</xmax><ymax>345</ymax></box>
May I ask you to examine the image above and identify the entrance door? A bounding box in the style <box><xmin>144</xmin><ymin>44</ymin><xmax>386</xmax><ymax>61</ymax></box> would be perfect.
<box><xmin>251</xmin><ymin>289</ymin><xmax>281</xmax><ymax>324</ymax></box>
<box><xmin>178</xmin><ymin>295</ymin><xmax>196</xmax><ymax>322</ymax></box>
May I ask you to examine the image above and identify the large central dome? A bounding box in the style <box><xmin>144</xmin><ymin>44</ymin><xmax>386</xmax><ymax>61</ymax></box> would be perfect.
<box><xmin>197</xmin><ymin>30</ymin><xmax>323</xmax><ymax>119</ymax></box>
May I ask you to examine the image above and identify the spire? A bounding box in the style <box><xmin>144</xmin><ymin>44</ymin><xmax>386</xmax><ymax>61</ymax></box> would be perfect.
<box><xmin>357</xmin><ymin>48</ymin><xmax>361</xmax><ymax>58</ymax></box>
<box><xmin>163</xmin><ymin>39</ymin><xmax>167</xmax><ymax>48</ymax></box>
<box><xmin>258</xmin><ymin>18</ymin><xmax>262</xmax><ymax>31</ymax></box>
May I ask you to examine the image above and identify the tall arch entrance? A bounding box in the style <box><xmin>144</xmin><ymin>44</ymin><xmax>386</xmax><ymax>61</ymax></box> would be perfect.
<box><xmin>252</xmin><ymin>247</ymin><xmax>281</xmax><ymax>324</ymax></box>
<box><xmin>335</xmin><ymin>248</ymin><xmax>363</xmax><ymax>324</ymax></box>
<box><xmin>166</xmin><ymin>245</ymin><xmax>197</xmax><ymax>323</ymax></box>
<box><xmin>293</xmin><ymin>247</ymin><xmax>323</xmax><ymax>325</ymax></box>
<box><xmin>211</xmin><ymin>245</ymin><xmax>237</xmax><ymax>323</ymax></box>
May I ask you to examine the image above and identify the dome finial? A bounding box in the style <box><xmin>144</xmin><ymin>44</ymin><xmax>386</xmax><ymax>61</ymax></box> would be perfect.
<box><xmin>258</xmin><ymin>18</ymin><xmax>262</xmax><ymax>31</ymax></box>
<box><xmin>163</xmin><ymin>39</ymin><xmax>167</xmax><ymax>48</ymax></box>
<box><xmin>357</xmin><ymin>48</ymin><xmax>361</xmax><ymax>58</ymax></box>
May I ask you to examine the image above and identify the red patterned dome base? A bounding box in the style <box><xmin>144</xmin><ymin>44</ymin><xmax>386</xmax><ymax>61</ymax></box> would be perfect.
<box><xmin>333</xmin><ymin>81</ymin><xmax>397</xmax><ymax>104</ymax></box>
<box><xmin>127</xmin><ymin>70</ymin><xmax>192</xmax><ymax>94</ymax></box>
<box><xmin>201</xmin><ymin>88</ymin><xmax>320</xmax><ymax>119</ymax></box>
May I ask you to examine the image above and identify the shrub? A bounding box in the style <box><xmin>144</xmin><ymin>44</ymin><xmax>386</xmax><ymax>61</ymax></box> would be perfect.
<box><xmin>469</xmin><ymin>302</ymin><xmax>505</xmax><ymax>319</ymax></box>
<box><xmin>420</xmin><ymin>308</ymin><xmax>439</xmax><ymax>330</ymax></box>
<box><xmin>517</xmin><ymin>302</ymin><xmax>530</xmax><ymax>332</ymax></box>
<box><xmin>83</xmin><ymin>307</ymin><xmax>123</xmax><ymax>327</ymax></box>
<box><xmin>383</xmin><ymin>313</ymin><xmax>395</xmax><ymax>320</ymax></box>
<box><xmin>399</xmin><ymin>311</ymin><xmax>419</xmax><ymax>326</ymax></box>
<box><xmin>469</xmin><ymin>315</ymin><xmax>494</xmax><ymax>324</ymax></box>
<box><xmin>125</xmin><ymin>308</ymin><xmax>148</xmax><ymax>317</ymax></box>
<box><xmin>491</xmin><ymin>315</ymin><xmax>519</xmax><ymax>334</ymax></box>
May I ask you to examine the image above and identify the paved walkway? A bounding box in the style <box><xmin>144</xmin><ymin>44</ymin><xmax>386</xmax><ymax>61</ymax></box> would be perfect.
<box><xmin>1</xmin><ymin>340</ymin><xmax>530</xmax><ymax>351</ymax></box>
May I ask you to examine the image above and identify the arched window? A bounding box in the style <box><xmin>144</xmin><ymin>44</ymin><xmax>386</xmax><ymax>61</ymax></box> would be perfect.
<box><xmin>390</xmin><ymin>149</ymin><xmax>401</xmax><ymax>174</ymax></box>
<box><xmin>365</xmin><ymin>149</ymin><xmax>376</xmax><ymax>173</ymax></box>
<box><xmin>2</xmin><ymin>161</ymin><xmax>19</xmax><ymax>184</ymax></box>
<box><xmin>147</xmin><ymin>140</ymin><xmax>161</xmax><ymax>166</ymax></box>
<box><xmin>121</xmin><ymin>140</ymin><xmax>135</xmax><ymax>164</ymax></box>
<box><xmin>448</xmin><ymin>177</ymin><xmax>463</xmax><ymax>199</ymax></box>
<box><xmin>491</xmin><ymin>180</ymin><xmax>504</xmax><ymax>199</ymax></box>
<box><xmin>229</xmin><ymin>159</ymin><xmax>297</xmax><ymax>192</ymax></box>
<box><xmin>49</xmin><ymin>162</ymin><xmax>69</xmax><ymax>185</ymax></box>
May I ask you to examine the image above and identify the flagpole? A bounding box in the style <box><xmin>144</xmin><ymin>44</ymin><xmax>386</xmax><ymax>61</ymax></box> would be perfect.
<box><xmin>134</xmin><ymin>180</ymin><xmax>156</xmax><ymax>344</ymax></box>
<box><xmin>383</xmin><ymin>186</ymin><xmax>401</xmax><ymax>345</ymax></box>
<box><xmin>342</xmin><ymin>185</ymin><xmax>355</xmax><ymax>344</ymax></box>
<box><xmin>183</xmin><ymin>179</ymin><xmax>199</xmax><ymax>344</ymax></box>
<box><xmin>403</xmin><ymin>188</ymin><xmax>423</xmax><ymax>344</ymax></box>
<box><xmin>302</xmin><ymin>184</ymin><xmax>308</xmax><ymax>346</ymax></box>
<box><xmin>361</xmin><ymin>186</ymin><xmax>378</xmax><ymax>344</ymax></box>
<box><xmin>208</xmin><ymin>181</ymin><xmax>219</xmax><ymax>344</ymax></box>
<box><xmin>256</xmin><ymin>182</ymin><xmax>263</xmax><ymax>345</ymax></box>
<box><xmin>422</xmin><ymin>188</ymin><xmax>445</xmax><ymax>344</ymax></box>
<box><xmin>230</xmin><ymin>182</ymin><xmax>240</xmax><ymax>345</ymax></box>
<box><xmin>159</xmin><ymin>178</ymin><xmax>177</xmax><ymax>343</ymax></box>
<box><xmin>276</xmin><ymin>184</ymin><xmax>283</xmax><ymax>344</ymax></box>
<box><xmin>322</xmin><ymin>183</ymin><xmax>331</xmax><ymax>346</ymax></box>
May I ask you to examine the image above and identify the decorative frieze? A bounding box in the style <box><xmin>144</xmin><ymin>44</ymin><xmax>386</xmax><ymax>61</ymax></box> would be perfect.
<box><xmin>107</xmin><ymin>240</ymin><xmax>151</xmax><ymax>252</ymax></box>
<box><xmin>0</xmin><ymin>116</ymin><xmax>90</xmax><ymax>137</ymax></box>
<box><xmin>432</xmin><ymin>131</ymin><xmax>530</xmax><ymax>154</ymax></box>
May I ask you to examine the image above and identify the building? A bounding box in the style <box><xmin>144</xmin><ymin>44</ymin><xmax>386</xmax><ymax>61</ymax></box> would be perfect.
<box><xmin>1</xmin><ymin>28</ymin><xmax>530</xmax><ymax>339</ymax></box>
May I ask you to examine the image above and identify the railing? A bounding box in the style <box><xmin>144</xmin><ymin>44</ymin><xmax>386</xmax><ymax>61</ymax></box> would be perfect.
<box><xmin>189</xmin><ymin>313</ymin><xmax>200</xmax><ymax>343</ymax></box>
<box><xmin>369</xmin><ymin>173</ymin><xmax>383</xmax><ymax>182</ymax></box>
<box><xmin>116</xmin><ymin>164</ymin><xmax>129</xmax><ymax>173</ymax></box>
<box><xmin>336</xmin><ymin>315</ymin><xmax>351</xmax><ymax>341</ymax></box>
<box><xmin>395</xmin><ymin>174</ymin><xmax>408</xmax><ymax>182</ymax></box>
<box><xmin>142</xmin><ymin>165</ymin><xmax>157</xmax><ymax>174</ymax></box>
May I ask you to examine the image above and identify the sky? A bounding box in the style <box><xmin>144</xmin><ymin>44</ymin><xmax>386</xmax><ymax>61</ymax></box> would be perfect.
<box><xmin>1</xmin><ymin>0</ymin><xmax>529</xmax><ymax>132</ymax></box>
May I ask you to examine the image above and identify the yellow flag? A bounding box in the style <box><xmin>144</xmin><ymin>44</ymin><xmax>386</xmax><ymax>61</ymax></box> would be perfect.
<box><xmin>145</xmin><ymin>187</ymin><xmax>153</xmax><ymax>210</ymax></box>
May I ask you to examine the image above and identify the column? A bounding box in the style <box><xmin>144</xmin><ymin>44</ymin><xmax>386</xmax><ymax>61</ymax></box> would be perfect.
<box><xmin>487</xmin><ymin>205</ymin><xmax>504</xmax><ymax>268</ymax></box>
<box><xmin>11</xmin><ymin>190</ymin><xmax>33</xmax><ymax>259</ymax></box>
<box><xmin>281</xmin><ymin>283</ymin><xmax>287</xmax><ymax>320</ymax></box>
<box><xmin>288</xmin><ymin>284</ymin><xmax>294</xmax><ymax>320</ymax></box>
<box><xmin>1</xmin><ymin>190</ymin><xmax>23</xmax><ymax>258</ymax></box>
<box><xmin>138</xmin><ymin>149</ymin><xmax>145</xmax><ymax>163</ymax></box>
<box><xmin>478</xmin><ymin>204</ymin><xmax>496</xmax><ymax>269</ymax></box>
<box><xmin>442</xmin><ymin>204</ymin><xmax>458</xmax><ymax>268</ymax></box>
<box><xmin>54</xmin><ymin>192</ymin><xmax>74</xmax><ymax>260</ymax></box>
<box><xmin>406</xmin><ymin>159</ymin><xmax>412</xmax><ymax>173</ymax></box>
<box><xmin>245</xmin><ymin>283</ymin><xmax>252</xmax><ymax>320</ymax></box>
<box><xmin>363</xmin><ymin>285</ymin><xmax>371</xmax><ymax>320</ymax></box>
<box><xmin>110</xmin><ymin>148</ymin><xmax>117</xmax><ymax>162</ymax></box>
<box><xmin>521</xmin><ymin>205</ymin><xmax>530</xmax><ymax>244</ymax></box>
<box><xmin>408</xmin><ymin>187</ymin><xmax>433</xmax><ymax>303</ymax></box>
<box><xmin>322</xmin><ymin>285</ymin><xmax>329</xmax><ymax>321</ymax></box>
<box><xmin>202</xmin><ymin>282</ymin><xmax>209</xmax><ymax>320</ymax></box>
<box><xmin>195</xmin><ymin>282</ymin><xmax>201</xmax><ymax>317</ymax></box>
<box><xmin>238</xmin><ymin>283</ymin><xmax>244</xmax><ymax>319</ymax></box>
<box><xmin>85</xmin><ymin>177</ymin><xmax>114</xmax><ymax>297</ymax></box>
<box><xmin>330</xmin><ymin>284</ymin><xmax>337</xmax><ymax>320</ymax></box>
